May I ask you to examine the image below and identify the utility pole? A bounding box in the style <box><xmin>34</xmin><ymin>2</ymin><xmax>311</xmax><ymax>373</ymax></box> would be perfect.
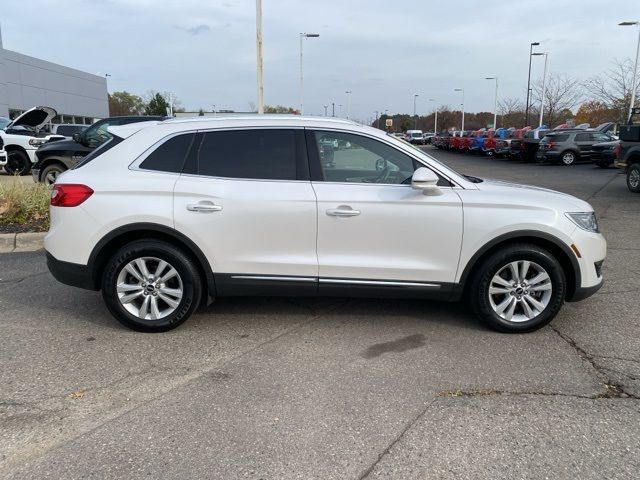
<box><xmin>256</xmin><ymin>0</ymin><xmax>264</xmax><ymax>114</ymax></box>
<box><xmin>413</xmin><ymin>94</ymin><xmax>419</xmax><ymax>129</ymax></box>
<box><xmin>345</xmin><ymin>90</ymin><xmax>352</xmax><ymax>119</ymax></box>
<box><xmin>324</xmin><ymin>105</ymin><xmax>328</xmax><ymax>116</ymax></box>
<box><xmin>331</xmin><ymin>102</ymin><xmax>335</xmax><ymax>117</ymax></box>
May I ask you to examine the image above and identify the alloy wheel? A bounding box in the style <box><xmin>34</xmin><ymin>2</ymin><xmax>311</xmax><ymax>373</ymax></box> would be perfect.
<box><xmin>116</xmin><ymin>256</ymin><xmax>183</xmax><ymax>321</ymax></box>
<box><xmin>488</xmin><ymin>260</ymin><xmax>552</xmax><ymax>322</ymax></box>
<box><xmin>561</xmin><ymin>152</ymin><xmax>575</xmax><ymax>165</ymax></box>
<box><xmin>630</xmin><ymin>168</ymin><xmax>640</xmax><ymax>189</ymax></box>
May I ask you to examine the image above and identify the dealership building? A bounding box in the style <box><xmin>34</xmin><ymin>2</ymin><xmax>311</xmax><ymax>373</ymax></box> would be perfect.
<box><xmin>0</xmin><ymin>27</ymin><xmax>108</xmax><ymax>124</ymax></box>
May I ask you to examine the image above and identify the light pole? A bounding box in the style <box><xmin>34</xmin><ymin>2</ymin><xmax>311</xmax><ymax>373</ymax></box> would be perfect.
<box><xmin>338</xmin><ymin>104</ymin><xmax>343</xmax><ymax>116</ymax></box>
<box><xmin>324</xmin><ymin>105</ymin><xmax>328</xmax><ymax>116</ymax></box>
<box><xmin>299</xmin><ymin>33</ymin><xmax>320</xmax><ymax>115</ymax></box>
<box><xmin>428</xmin><ymin>98</ymin><xmax>438</xmax><ymax>133</ymax></box>
<box><xmin>256</xmin><ymin>0</ymin><xmax>264</xmax><ymax>114</ymax></box>
<box><xmin>525</xmin><ymin>41</ymin><xmax>540</xmax><ymax>126</ymax></box>
<box><xmin>485</xmin><ymin>77</ymin><xmax>499</xmax><ymax>129</ymax></box>
<box><xmin>331</xmin><ymin>102</ymin><xmax>335</xmax><ymax>117</ymax></box>
<box><xmin>532</xmin><ymin>53</ymin><xmax>548</xmax><ymax>127</ymax></box>
<box><xmin>374</xmin><ymin>110</ymin><xmax>379</xmax><ymax>128</ymax></box>
<box><xmin>620</xmin><ymin>21</ymin><xmax>640</xmax><ymax>122</ymax></box>
<box><xmin>345</xmin><ymin>90</ymin><xmax>352</xmax><ymax>119</ymax></box>
<box><xmin>413</xmin><ymin>94</ymin><xmax>419</xmax><ymax>129</ymax></box>
<box><xmin>454</xmin><ymin>88</ymin><xmax>465</xmax><ymax>131</ymax></box>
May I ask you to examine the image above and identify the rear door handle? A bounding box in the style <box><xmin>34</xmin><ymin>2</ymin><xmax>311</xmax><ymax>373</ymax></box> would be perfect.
<box><xmin>187</xmin><ymin>201</ymin><xmax>223</xmax><ymax>213</ymax></box>
<box><xmin>326</xmin><ymin>206</ymin><xmax>360</xmax><ymax>217</ymax></box>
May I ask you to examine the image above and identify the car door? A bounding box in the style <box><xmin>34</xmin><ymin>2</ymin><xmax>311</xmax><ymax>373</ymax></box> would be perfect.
<box><xmin>574</xmin><ymin>132</ymin><xmax>592</xmax><ymax>158</ymax></box>
<box><xmin>173</xmin><ymin>128</ymin><xmax>318</xmax><ymax>296</ymax></box>
<box><xmin>307</xmin><ymin>129</ymin><xmax>463</xmax><ymax>296</ymax></box>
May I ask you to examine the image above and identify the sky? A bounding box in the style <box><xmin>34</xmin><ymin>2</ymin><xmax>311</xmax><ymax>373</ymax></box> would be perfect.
<box><xmin>1</xmin><ymin>0</ymin><xmax>639</xmax><ymax>122</ymax></box>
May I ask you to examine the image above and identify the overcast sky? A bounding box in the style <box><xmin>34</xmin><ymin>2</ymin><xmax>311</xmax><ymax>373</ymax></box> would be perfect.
<box><xmin>2</xmin><ymin>0</ymin><xmax>639</xmax><ymax>121</ymax></box>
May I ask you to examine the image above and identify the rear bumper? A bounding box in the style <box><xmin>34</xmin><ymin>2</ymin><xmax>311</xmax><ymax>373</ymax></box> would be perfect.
<box><xmin>46</xmin><ymin>251</ymin><xmax>99</xmax><ymax>291</ymax></box>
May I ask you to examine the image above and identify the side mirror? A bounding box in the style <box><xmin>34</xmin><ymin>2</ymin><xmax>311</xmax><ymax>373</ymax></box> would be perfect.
<box><xmin>72</xmin><ymin>133</ymin><xmax>81</xmax><ymax>143</ymax></box>
<box><xmin>411</xmin><ymin>167</ymin><xmax>442</xmax><ymax>196</ymax></box>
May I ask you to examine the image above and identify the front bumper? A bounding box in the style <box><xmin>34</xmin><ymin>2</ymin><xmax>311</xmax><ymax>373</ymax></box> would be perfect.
<box><xmin>46</xmin><ymin>251</ymin><xmax>99</xmax><ymax>291</ymax></box>
<box><xmin>569</xmin><ymin>278</ymin><xmax>604</xmax><ymax>302</ymax></box>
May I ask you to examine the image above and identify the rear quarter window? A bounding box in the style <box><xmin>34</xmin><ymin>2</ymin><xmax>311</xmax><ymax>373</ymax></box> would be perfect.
<box><xmin>139</xmin><ymin>133</ymin><xmax>195</xmax><ymax>173</ymax></box>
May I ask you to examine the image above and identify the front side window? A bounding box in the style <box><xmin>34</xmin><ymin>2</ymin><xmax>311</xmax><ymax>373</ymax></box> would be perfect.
<box><xmin>197</xmin><ymin>129</ymin><xmax>302</xmax><ymax>181</ymax></box>
<box><xmin>575</xmin><ymin>133</ymin><xmax>590</xmax><ymax>142</ymax></box>
<box><xmin>139</xmin><ymin>133</ymin><xmax>195</xmax><ymax>173</ymax></box>
<box><xmin>312</xmin><ymin>131</ymin><xmax>416</xmax><ymax>185</ymax></box>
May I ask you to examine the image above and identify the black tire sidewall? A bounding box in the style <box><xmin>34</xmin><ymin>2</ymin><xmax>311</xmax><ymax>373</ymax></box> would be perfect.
<box><xmin>471</xmin><ymin>245</ymin><xmax>566</xmax><ymax>333</ymax></box>
<box><xmin>41</xmin><ymin>164</ymin><xmax>65</xmax><ymax>184</ymax></box>
<box><xmin>102</xmin><ymin>240</ymin><xmax>202</xmax><ymax>332</ymax></box>
<box><xmin>5</xmin><ymin>150</ymin><xmax>31</xmax><ymax>175</ymax></box>
<box><xmin>627</xmin><ymin>165</ymin><xmax>640</xmax><ymax>193</ymax></box>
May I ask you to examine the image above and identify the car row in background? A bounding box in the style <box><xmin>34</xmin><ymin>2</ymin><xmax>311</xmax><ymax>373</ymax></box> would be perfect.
<box><xmin>431</xmin><ymin>123</ymin><xmax>617</xmax><ymax>167</ymax></box>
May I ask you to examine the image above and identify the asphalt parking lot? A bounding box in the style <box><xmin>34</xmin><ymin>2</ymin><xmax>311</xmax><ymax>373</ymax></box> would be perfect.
<box><xmin>1</xmin><ymin>149</ymin><xmax>639</xmax><ymax>479</ymax></box>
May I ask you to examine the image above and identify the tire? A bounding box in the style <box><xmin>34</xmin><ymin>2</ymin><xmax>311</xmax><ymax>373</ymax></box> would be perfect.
<box><xmin>4</xmin><ymin>150</ymin><xmax>31</xmax><ymax>175</ymax></box>
<box><xmin>468</xmin><ymin>243</ymin><xmax>566</xmax><ymax>333</ymax></box>
<box><xmin>101</xmin><ymin>240</ymin><xmax>203</xmax><ymax>332</ymax></box>
<box><xmin>560</xmin><ymin>150</ymin><xmax>577</xmax><ymax>166</ymax></box>
<box><xmin>41</xmin><ymin>164</ymin><xmax>66</xmax><ymax>185</ymax></box>
<box><xmin>627</xmin><ymin>164</ymin><xmax>640</xmax><ymax>193</ymax></box>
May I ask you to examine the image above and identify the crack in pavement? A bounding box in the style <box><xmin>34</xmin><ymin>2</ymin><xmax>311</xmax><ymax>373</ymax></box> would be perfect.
<box><xmin>551</xmin><ymin>325</ymin><xmax>639</xmax><ymax>400</ymax></box>
<box><xmin>0</xmin><ymin>271</ymin><xmax>48</xmax><ymax>285</ymax></box>
<box><xmin>586</xmin><ymin>172</ymin><xmax>621</xmax><ymax>201</ymax></box>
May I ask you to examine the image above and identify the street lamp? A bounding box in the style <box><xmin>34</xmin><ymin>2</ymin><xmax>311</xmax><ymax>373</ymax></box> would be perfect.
<box><xmin>485</xmin><ymin>77</ymin><xmax>499</xmax><ymax>129</ymax></box>
<box><xmin>299</xmin><ymin>32</ymin><xmax>320</xmax><ymax>115</ymax></box>
<box><xmin>525</xmin><ymin>41</ymin><xmax>540</xmax><ymax>125</ymax></box>
<box><xmin>345</xmin><ymin>90</ymin><xmax>352</xmax><ymax>119</ymax></box>
<box><xmin>413</xmin><ymin>94</ymin><xmax>419</xmax><ymax>129</ymax></box>
<box><xmin>454</xmin><ymin>88</ymin><xmax>465</xmax><ymax>131</ymax></box>
<box><xmin>531</xmin><ymin>53</ymin><xmax>549</xmax><ymax>127</ymax></box>
<box><xmin>428</xmin><ymin>98</ymin><xmax>438</xmax><ymax>133</ymax></box>
<box><xmin>323</xmin><ymin>105</ymin><xmax>328</xmax><ymax>116</ymax></box>
<box><xmin>619</xmin><ymin>21</ymin><xmax>640</xmax><ymax>122</ymax></box>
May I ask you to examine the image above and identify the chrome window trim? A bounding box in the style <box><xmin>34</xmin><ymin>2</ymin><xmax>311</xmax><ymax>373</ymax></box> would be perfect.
<box><xmin>231</xmin><ymin>275</ymin><xmax>316</xmax><ymax>282</ymax></box>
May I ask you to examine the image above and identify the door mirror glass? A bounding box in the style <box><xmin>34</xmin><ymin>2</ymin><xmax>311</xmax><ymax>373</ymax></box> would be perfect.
<box><xmin>72</xmin><ymin>132</ymin><xmax>82</xmax><ymax>143</ymax></box>
<box><xmin>411</xmin><ymin>167</ymin><xmax>441</xmax><ymax>195</ymax></box>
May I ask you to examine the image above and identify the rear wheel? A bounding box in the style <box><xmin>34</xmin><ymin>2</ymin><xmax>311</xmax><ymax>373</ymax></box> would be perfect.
<box><xmin>101</xmin><ymin>240</ymin><xmax>203</xmax><ymax>332</ymax></box>
<box><xmin>41</xmin><ymin>164</ymin><xmax>66</xmax><ymax>185</ymax></box>
<box><xmin>560</xmin><ymin>150</ymin><xmax>577</xmax><ymax>166</ymax></box>
<box><xmin>4</xmin><ymin>150</ymin><xmax>31</xmax><ymax>175</ymax></box>
<box><xmin>628</xmin><ymin>164</ymin><xmax>640</xmax><ymax>193</ymax></box>
<box><xmin>469</xmin><ymin>244</ymin><xmax>566</xmax><ymax>332</ymax></box>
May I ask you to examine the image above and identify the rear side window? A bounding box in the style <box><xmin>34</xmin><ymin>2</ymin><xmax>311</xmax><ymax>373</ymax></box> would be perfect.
<box><xmin>196</xmin><ymin>129</ymin><xmax>304</xmax><ymax>181</ymax></box>
<box><xmin>549</xmin><ymin>134</ymin><xmax>569</xmax><ymax>142</ymax></box>
<box><xmin>575</xmin><ymin>133</ymin><xmax>590</xmax><ymax>141</ymax></box>
<box><xmin>140</xmin><ymin>133</ymin><xmax>195</xmax><ymax>173</ymax></box>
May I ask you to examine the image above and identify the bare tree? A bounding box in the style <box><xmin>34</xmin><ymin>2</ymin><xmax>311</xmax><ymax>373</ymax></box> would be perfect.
<box><xmin>498</xmin><ymin>97</ymin><xmax>525</xmax><ymax>128</ymax></box>
<box><xmin>584</xmin><ymin>58</ymin><xmax>639</xmax><ymax>123</ymax></box>
<box><xmin>531</xmin><ymin>74</ymin><xmax>583</xmax><ymax>126</ymax></box>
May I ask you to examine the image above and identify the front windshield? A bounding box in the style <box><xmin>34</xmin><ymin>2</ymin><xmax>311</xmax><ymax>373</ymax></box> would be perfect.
<box><xmin>0</xmin><ymin>117</ymin><xmax>10</xmax><ymax>130</ymax></box>
<box><xmin>411</xmin><ymin>133</ymin><xmax>422</xmax><ymax>137</ymax></box>
<box><xmin>82</xmin><ymin>121</ymin><xmax>112</xmax><ymax>148</ymax></box>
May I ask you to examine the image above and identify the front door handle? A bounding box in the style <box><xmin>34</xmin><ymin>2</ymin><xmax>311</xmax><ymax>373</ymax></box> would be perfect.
<box><xmin>326</xmin><ymin>206</ymin><xmax>360</xmax><ymax>217</ymax></box>
<box><xmin>187</xmin><ymin>201</ymin><xmax>223</xmax><ymax>213</ymax></box>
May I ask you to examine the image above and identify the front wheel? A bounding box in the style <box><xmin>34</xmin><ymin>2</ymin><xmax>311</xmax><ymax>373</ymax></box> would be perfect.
<box><xmin>4</xmin><ymin>150</ymin><xmax>31</xmax><ymax>175</ymax></box>
<box><xmin>41</xmin><ymin>164</ymin><xmax>66</xmax><ymax>185</ymax></box>
<box><xmin>101</xmin><ymin>240</ymin><xmax>203</xmax><ymax>332</ymax></box>
<box><xmin>628</xmin><ymin>164</ymin><xmax>640</xmax><ymax>193</ymax></box>
<box><xmin>560</xmin><ymin>151</ymin><xmax>577</xmax><ymax>166</ymax></box>
<box><xmin>469</xmin><ymin>244</ymin><xmax>566</xmax><ymax>332</ymax></box>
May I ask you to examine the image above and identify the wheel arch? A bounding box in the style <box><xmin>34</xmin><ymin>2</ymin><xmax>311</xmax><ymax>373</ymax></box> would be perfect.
<box><xmin>37</xmin><ymin>157</ymin><xmax>69</xmax><ymax>181</ymax></box>
<box><xmin>459</xmin><ymin>230</ymin><xmax>580</xmax><ymax>301</ymax></box>
<box><xmin>88</xmin><ymin>223</ymin><xmax>216</xmax><ymax>299</ymax></box>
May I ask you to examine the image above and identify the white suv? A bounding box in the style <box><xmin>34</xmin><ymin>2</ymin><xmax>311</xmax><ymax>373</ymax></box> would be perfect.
<box><xmin>45</xmin><ymin>116</ymin><xmax>606</xmax><ymax>333</ymax></box>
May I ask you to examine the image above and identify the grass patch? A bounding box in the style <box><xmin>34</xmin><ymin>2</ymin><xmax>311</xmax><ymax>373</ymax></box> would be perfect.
<box><xmin>0</xmin><ymin>178</ymin><xmax>50</xmax><ymax>232</ymax></box>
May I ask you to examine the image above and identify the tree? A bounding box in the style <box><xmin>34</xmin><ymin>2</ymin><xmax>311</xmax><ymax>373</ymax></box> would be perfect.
<box><xmin>584</xmin><ymin>58</ymin><xmax>640</xmax><ymax>123</ymax></box>
<box><xmin>532</xmin><ymin>74</ymin><xmax>583</xmax><ymax>127</ymax></box>
<box><xmin>145</xmin><ymin>92</ymin><xmax>171</xmax><ymax>116</ymax></box>
<box><xmin>198</xmin><ymin>108</ymin><xmax>205</xmax><ymax>116</ymax></box>
<box><xmin>573</xmin><ymin>100</ymin><xmax>617</xmax><ymax>126</ymax></box>
<box><xmin>108</xmin><ymin>91</ymin><xmax>145</xmax><ymax>116</ymax></box>
<box><xmin>264</xmin><ymin>105</ymin><xmax>300</xmax><ymax>114</ymax></box>
<box><xmin>498</xmin><ymin>97</ymin><xmax>525</xmax><ymax>128</ymax></box>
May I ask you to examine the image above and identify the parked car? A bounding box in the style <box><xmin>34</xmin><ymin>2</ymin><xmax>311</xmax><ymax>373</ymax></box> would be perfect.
<box><xmin>538</xmin><ymin>129</ymin><xmax>615</xmax><ymax>166</ymax></box>
<box><xmin>616</xmin><ymin>109</ymin><xmax>640</xmax><ymax>193</ymax></box>
<box><xmin>590</xmin><ymin>140</ymin><xmax>620</xmax><ymax>169</ymax></box>
<box><xmin>45</xmin><ymin>116</ymin><xmax>605</xmax><ymax>333</ymax></box>
<box><xmin>32</xmin><ymin>115</ymin><xmax>165</xmax><ymax>184</ymax></box>
<box><xmin>423</xmin><ymin>132</ymin><xmax>435</xmax><ymax>144</ymax></box>
<box><xmin>508</xmin><ymin>127</ymin><xmax>532</xmax><ymax>160</ymax></box>
<box><xmin>0</xmin><ymin>138</ymin><xmax>6</xmax><ymax>166</ymax></box>
<box><xmin>0</xmin><ymin>106</ymin><xmax>65</xmax><ymax>175</ymax></box>
<box><xmin>406</xmin><ymin>130</ymin><xmax>425</xmax><ymax>145</ymax></box>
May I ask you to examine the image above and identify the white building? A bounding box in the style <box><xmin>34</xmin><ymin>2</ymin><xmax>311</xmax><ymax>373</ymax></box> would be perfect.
<box><xmin>0</xmin><ymin>26</ymin><xmax>108</xmax><ymax>124</ymax></box>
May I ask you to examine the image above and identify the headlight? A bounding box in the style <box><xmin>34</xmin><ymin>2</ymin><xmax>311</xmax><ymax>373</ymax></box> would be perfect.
<box><xmin>29</xmin><ymin>139</ymin><xmax>45</xmax><ymax>147</ymax></box>
<box><xmin>566</xmin><ymin>212</ymin><xmax>599</xmax><ymax>233</ymax></box>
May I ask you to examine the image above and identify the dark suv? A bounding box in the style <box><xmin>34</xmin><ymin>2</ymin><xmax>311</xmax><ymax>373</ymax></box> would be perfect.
<box><xmin>538</xmin><ymin>128</ymin><xmax>615</xmax><ymax>166</ymax></box>
<box><xmin>32</xmin><ymin>115</ymin><xmax>165</xmax><ymax>184</ymax></box>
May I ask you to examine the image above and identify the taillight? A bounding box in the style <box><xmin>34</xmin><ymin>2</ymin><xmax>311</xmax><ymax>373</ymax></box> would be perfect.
<box><xmin>51</xmin><ymin>184</ymin><xmax>94</xmax><ymax>207</ymax></box>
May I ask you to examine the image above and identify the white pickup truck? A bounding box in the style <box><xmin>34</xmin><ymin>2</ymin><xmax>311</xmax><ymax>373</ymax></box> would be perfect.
<box><xmin>0</xmin><ymin>106</ymin><xmax>65</xmax><ymax>175</ymax></box>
